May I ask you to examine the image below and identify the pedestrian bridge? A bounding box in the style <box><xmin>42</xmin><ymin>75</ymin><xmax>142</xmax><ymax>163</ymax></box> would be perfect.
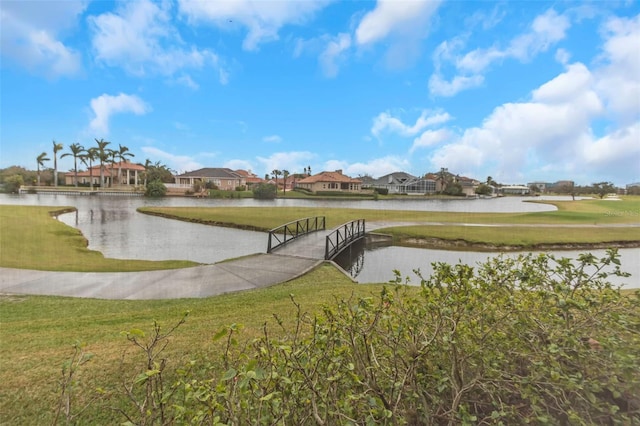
<box><xmin>267</xmin><ymin>216</ymin><xmax>366</xmax><ymax>260</ymax></box>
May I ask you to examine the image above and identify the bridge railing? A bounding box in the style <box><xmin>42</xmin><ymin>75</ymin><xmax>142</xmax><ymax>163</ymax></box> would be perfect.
<box><xmin>267</xmin><ymin>216</ymin><xmax>326</xmax><ymax>253</ymax></box>
<box><xmin>325</xmin><ymin>219</ymin><xmax>366</xmax><ymax>260</ymax></box>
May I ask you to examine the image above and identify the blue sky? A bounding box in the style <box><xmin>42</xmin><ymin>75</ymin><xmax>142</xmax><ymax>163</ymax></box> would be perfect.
<box><xmin>1</xmin><ymin>0</ymin><xmax>639</xmax><ymax>186</ymax></box>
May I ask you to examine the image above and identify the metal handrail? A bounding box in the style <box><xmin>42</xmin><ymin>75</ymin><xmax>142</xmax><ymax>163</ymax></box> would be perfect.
<box><xmin>267</xmin><ymin>216</ymin><xmax>326</xmax><ymax>253</ymax></box>
<box><xmin>325</xmin><ymin>219</ymin><xmax>366</xmax><ymax>260</ymax></box>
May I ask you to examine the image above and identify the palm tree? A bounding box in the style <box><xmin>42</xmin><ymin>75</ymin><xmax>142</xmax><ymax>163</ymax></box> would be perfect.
<box><xmin>94</xmin><ymin>138</ymin><xmax>111</xmax><ymax>188</ymax></box>
<box><xmin>36</xmin><ymin>152</ymin><xmax>50</xmax><ymax>186</ymax></box>
<box><xmin>52</xmin><ymin>140</ymin><xmax>63</xmax><ymax>186</ymax></box>
<box><xmin>142</xmin><ymin>158</ymin><xmax>151</xmax><ymax>187</ymax></box>
<box><xmin>282</xmin><ymin>170</ymin><xmax>290</xmax><ymax>195</ymax></box>
<box><xmin>271</xmin><ymin>169</ymin><xmax>281</xmax><ymax>196</ymax></box>
<box><xmin>107</xmin><ymin>148</ymin><xmax>118</xmax><ymax>187</ymax></box>
<box><xmin>437</xmin><ymin>167</ymin><xmax>449</xmax><ymax>193</ymax></box>
<box><xmin>80</xmin><ymin>148</ymin><xmax>98</xmax><ymax>190</ymax></box>
<box><xmin>61</xmin><ymin>143</ymin><xmax>84</xmax><ymax>187</ymax></box>
<box><xmin>115</xmin><ymin>144</ymin><xmax>134</xmax><ymax>185</ymax></box>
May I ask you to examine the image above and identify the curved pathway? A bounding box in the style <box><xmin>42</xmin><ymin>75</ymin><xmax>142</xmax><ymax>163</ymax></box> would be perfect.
<box><xmin>0</xmin><ymin>254</ymin><xmax>321</xmax><ymax>300</ymax></box>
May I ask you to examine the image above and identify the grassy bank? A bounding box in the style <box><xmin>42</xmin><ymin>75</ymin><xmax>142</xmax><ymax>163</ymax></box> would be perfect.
<box><xmin>1</xmin><ymin>261</ymin><xmax>638</xmax><ymax>424</ymax></box>
<box><xmin>0</xmin><ymin>265</ymin><xmax>374</xmax><ymax>424</ymax></box>
<box><xmin>382</xmin><ymin>225</ymin><xmax>639</xmax><ymax>250</ymax></box>
<box><xmin>139</xmin><ymin>197</ymin><xmax>640</xmax><ymax>248</ymax></box>
<box><xmin>0</xmin><ymin>205</ymin><xmax>198</xmax><ymax>271</ymax></box>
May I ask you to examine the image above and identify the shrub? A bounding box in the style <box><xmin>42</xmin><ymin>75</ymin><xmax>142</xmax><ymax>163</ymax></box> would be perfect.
<box><xmin>176</xmin><ymin>250</ymin><xmax>638</xmax><ymax>425</ymax></box>
<box><xmin>373</xmin><ymin>187</ymin><xmax>389</xmax><ymax>195</ymax></box>
<box><xmin>235</xmin><ymin>185</ymin><xmax>246</xmax><ymax>191</ymax></box>
<box><xmin>252</xmin><ymin>183</ymin><xmax>277</xmax><ymax>199</ymax></box>
<box><xmin>145</xmin><ymin>180</ymin><xmax>167</xmax><ymax>197</ymax></box>
<box><xmin>3</xmin><ymin>174</ymin><xmax>23</xmax><ymax>193</ymax></box>
<box><xmin>53</xmin><ymin>251</ymin><xmax>640</xmax><ymax>424</ymax></box>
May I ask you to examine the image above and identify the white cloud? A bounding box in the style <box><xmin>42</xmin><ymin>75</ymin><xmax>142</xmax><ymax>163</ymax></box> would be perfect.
<box><xmin>319</xmin><ymin>33</ymin><xmax>351</xmax><ymax>78</ymax></box>
<box><xmin>426</xmin><ymin>48</ymin><xmax>640</xmax><ymax>184</ymax></box>
<box><xmin>178</xmin><ymin>0</ymin><xmax>330</xmax><ymax>51</ymax></box>
<box><xmin>89</xmin><ymin>0</ymin><xmax>227</xmax><ymax>82</ymax></box>
<box><xmin>428</xmin><ymin>73</ymin><xmax>484</xmax><ymax>97</ymax></box>
<box><xmin>224</xmin><ymin>159</ymin><xmax>255</xmax><ymax>172</ymax></box>
<box><xmin>555</xmin><ymin>48</ymin><xmax>571</xmax><ymax>65</ymax></box>
<box><xmin>354</xmin><ymin>0</ymin><xmax>441</xmax><ymax>69</ymax></box>
<box><xmin>332</xmin><ymin>156</ymin><xmax>412</xmax><ymax>177</ymax></box>
<box><xmin>140</xmin><ymin>146</ymin><xmax>204</xmax><ymax>174</ymax></box>
<box><xmin>355</xmin><ymin>0</ymin><xmax>440</xmax><ymax>46</ymax></box>
<box><xmin>256</xmin><ymin>151</ymin><xmax>316</xmax><ymax>175</ymax></box>
<box><xmin>410</xmin><ymin>129</ymin><xmax>452</xmax><ymax>153</ymax></box>
<box><xmin>582</xmin><ymin>123</ymin><xmax>640</xmax><ymax>173</ymax></box>
<box><xmin>176</xmin><ymin>74</ymin><xmax>199</xmax><ymax>90</ymax></box>
<box><xmin>0</xmin><ymin>0</ymin><xmax>86</xmax><ymax>78</ymax></box>
<box><xmin>372</xmin><ymin>110</ymin><xmax>452</xmax><ymax>139</ymax></box>
<box><xmin>594</xmin><ymin>13</ymin><xmax>640</xmax><ymax>126</ymax></box>
<box><xmin>89</xmin><ymin>93</ymin><xmax>150</xmax><ymax>135</ymax></box>
<box><xmin>429</xmin><ymin>8</ymin><xmax>571</xmax><ymax>97</ymax></box>
<box><xmin>263</xmin><ymin>135</ymin><xmax>283</xmax><ymax>143</ymax></box>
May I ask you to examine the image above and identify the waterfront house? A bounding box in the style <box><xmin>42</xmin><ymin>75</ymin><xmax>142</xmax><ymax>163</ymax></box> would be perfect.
<box><xmin>233</xmin><ymin>169</ymin><xmax>264</xmax><ymax>188</ymax></box>
<box><xmin>364</xmin><ymin>172</ymin><xmax>417</xmax><ymax>193</ymax></box>
<box><xmin>500</xmin><ymin>185</ymin><xmax>531</xmax><ymax>195</ymax></box>
<box><xmin>174</xmin><ymin>168</ymin><xmax>246</xmax><ymax>190</ymax></box>
<box><xmin>64</xmin><ymin>161</ymin><xmax>145</xmax><ymax>187</ymax></box>
<box><xmin>295</xmin><ymin>170</ymin><xmax>363</xmax><ymax>193</ymax></box>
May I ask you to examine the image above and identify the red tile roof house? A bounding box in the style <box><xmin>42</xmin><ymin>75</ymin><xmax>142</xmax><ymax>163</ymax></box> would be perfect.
<box><xmin>64</xmin><ymin>161</ymin><xmax>145</xmax><ymax>187</ymax></box>
<box><xmin>174</xmin><ymin>168</ymin><xmax>247</xmax><ymax>191</ymax></box>
<box><xmin>295</xmin><ymin>170</ymin><xmax>363</xmax><ymax>193</ymax></box>
<box><xmin>232</xmin><ymin>169</ymin><xmax>265</xmax><ymax>188</ymax></box>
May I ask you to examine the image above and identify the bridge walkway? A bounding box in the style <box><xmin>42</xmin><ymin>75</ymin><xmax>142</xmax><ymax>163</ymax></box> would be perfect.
<box><xmin>272</xmin><ymin>221</ymin><xmax>401</xmax><ymax>259</ymax></box>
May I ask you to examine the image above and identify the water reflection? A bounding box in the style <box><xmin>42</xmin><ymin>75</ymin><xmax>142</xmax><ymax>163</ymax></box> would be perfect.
<box><xmin>2</xmin><ymin>194</ymin><xmax>637</xmax><ymax>288</ymax></box>
<box><xmin>333</xmin><ymin>242</ymin><xmax>639</xmax><ymax>289</ymax></box>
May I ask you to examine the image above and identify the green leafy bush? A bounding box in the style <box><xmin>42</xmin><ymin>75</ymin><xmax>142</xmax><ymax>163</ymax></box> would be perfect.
<box><xmin>252</xmin><ymin>183</ymin><xmax>277</xmax><ymax>199</ymax></box>
<box><xmin>3</xmin><ymin>174</ymin><xmax>23</xmax><ymax>193</ymax></box>
<box><xmin>55</xmin><ymin>251</ymin><xmax>640</xmax><ymax>424</ymax></box>
<box><xmin>174</xmin><ymin>250</ymin><xmax>638</xmax><ymax>425</ymax></box>
<box><xmin>373</xmin><ymin>187</ymin><xmax>389</xmax><ymax>195</ymax></box>
<box><xmin>145</xmin><ymin>179</ymin><xmax>167</xmax><ymax>197</ymax></box>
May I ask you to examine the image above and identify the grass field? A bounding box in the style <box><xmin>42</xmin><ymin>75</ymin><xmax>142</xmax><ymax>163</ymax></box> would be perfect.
<box><xmin>0</xmin><ymin>205</ymin><xmax>198</xmax><ymax>271</ymax></box>
<box><xmin>0</xmin><ymin>265</ymin><xmax>380</xmax><ymax>424</ymax></box>
<box><xmin>139</xmin><ymin>197</ymin><xmax>640</xmax><ymax>248</ymax></box>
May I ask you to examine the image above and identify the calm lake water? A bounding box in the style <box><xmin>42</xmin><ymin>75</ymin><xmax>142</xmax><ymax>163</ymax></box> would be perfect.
<box><xmin>2</xmin><ymin>193</ymin><xmax>638</xmax><ymax>288</ymax></box>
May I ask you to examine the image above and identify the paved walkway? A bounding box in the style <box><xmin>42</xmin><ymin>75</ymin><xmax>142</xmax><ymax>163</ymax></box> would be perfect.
<box><xmin>0</xmin><ymin>254</ymin><xmax>321</xmax><ymax>300</ymax></box>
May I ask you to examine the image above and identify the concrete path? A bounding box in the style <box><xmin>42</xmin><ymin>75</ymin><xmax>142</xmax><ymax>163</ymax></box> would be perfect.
<box><xmin>0</xmin><ymin>254</ymin><xmax>321</xmax><ymax>300</ymax></box>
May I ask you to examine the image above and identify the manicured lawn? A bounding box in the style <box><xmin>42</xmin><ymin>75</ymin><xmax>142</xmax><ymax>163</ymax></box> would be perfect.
<box><xmin>0</xmin><ymin>205</ymin><xmax>198</xmax><ymax>271</ymax></box>
<box><xmin>139</xmin><ymin>197</ymin><xmax>640</xmax><ymax>247</ymax></box>
<box><xmin>0</xmin><ymin>265</ymin><xmax>381</xmax><ymax>424</ymax></box>
<box><xmin>382</xmin><ymin>225</ymin><xmax>638</xmax><ymax>248</ymax></box>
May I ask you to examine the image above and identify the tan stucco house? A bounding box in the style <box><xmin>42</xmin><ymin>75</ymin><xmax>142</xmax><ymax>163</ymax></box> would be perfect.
<box><xmin>174</xmin><ymin>168</ymin><xmax>246</xmax><ymax>190</ymax></box>
<box><xmin>295</xmin><ymin>170</ymin><xmax>362</xmax><ymax>193</ymax></box>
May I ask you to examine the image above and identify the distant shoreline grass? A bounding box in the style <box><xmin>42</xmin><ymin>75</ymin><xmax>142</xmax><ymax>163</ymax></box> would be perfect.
<box><xmin>139</xmin><ymin>197</ymin><xmax>640</xmax><ymax>250</ymax></box>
